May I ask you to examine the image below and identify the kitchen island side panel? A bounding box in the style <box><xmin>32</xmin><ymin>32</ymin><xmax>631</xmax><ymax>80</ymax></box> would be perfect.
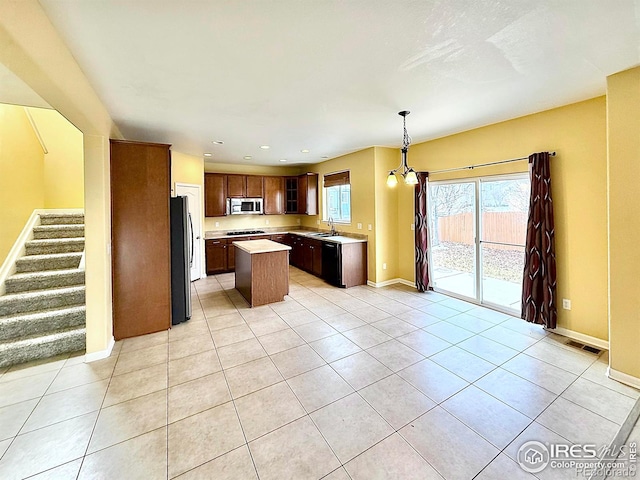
<box><xmin>251</xmin><ymin>250</ymin><xmax>289</xmax><ymax>306</ymax></box>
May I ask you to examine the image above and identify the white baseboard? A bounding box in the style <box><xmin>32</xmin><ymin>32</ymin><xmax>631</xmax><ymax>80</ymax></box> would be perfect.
<box><xmin>547</xmin><ymin>326</ymin><xmax>609</xmax><ymax>350</ymax></box>
<box><xmin>607</xmin><ymin>366</ymin><xmax>640</xmax><ymax>390</ymax></box>
<box><xmin>367</xmin><ymin>278</ymin><xmax>416</xmax><ymax>288</ymax></box>
<box><xmin>85</xmin><ymin>336</ymin><xmax>115</xmax><ymax>363</ymax></box>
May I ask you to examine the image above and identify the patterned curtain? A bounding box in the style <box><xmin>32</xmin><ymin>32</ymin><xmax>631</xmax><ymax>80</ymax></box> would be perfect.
<box><xmin>415</xmin><ymin>172</ymin><xmax>430</xmax><ymax>292</ymax></box>
<box><xmin>522</xmin><ymin>152</ymin><xmax>557</xmax><ymax>328</ymax></box>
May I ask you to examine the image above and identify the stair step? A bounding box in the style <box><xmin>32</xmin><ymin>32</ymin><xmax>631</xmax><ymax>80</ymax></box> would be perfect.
<box><xmin>0</xmin><ymin>328</ymin><xmax>85</xmax><ymax>368</ymax></box>
<box><xmin>25</xmin><ymin>238</ymin><xmax>85</xmax><ymax>255</ymax></box>
<box><xmin>33</xmin><ymin>224</ymin><xmax>85</xmax><ymax>240</ymax></box>
<box><xmin>0</xmin><ymin>306</ymin><xmax>86</xmax><ymax>341</ymax></box>
<box><xmin>0</xmin><ymin>286</ymin><xmax>85</xmax><ymax>316</ymax></box>
<box><xmin>5</xmin><ymin>269</ymin><xmax>85</xmax><ymax>294</ymax></box>
<box><xmin>15</xmin><ymin>253</ymin><xmax>83</xmax><ymax>273</ymax></box>
<box><xmin>40</xmin><ymin>213</ymin><xmax>84</xmax><ymax>226</ymax></box>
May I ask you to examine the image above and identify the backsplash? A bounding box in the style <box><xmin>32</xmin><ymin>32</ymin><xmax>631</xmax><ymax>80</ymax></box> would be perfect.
<box><xmin>203</xmin><ymin>214</ymin><xmax>302</xmax><ymax>232</ymax></box>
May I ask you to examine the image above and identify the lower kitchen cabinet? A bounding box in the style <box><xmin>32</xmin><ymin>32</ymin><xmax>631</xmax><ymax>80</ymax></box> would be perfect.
<box><xmin>301</xmin><ymin>238</ymin><xmax>322</xmax><ymax>276</ymax></box>
<box><xmin>205</xmin><ymin>239</ymin><xmax>228</xmax><ymax>274</ymax></box>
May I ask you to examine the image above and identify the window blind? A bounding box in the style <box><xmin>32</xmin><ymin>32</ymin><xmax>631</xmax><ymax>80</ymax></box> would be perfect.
<box><xmin>323</xmin><ymin>171</ymin><xmax>350</xmax><ymax>187</ymax></box>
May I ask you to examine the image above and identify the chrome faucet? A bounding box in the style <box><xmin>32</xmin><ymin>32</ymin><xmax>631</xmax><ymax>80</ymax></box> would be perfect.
<box><xmin>328</xmin><ymin>217</ymin><xmax>337</xmax><ymax>236</ymax></box>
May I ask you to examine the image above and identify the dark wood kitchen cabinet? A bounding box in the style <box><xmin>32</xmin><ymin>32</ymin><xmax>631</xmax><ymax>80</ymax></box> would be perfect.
<box><xmin>205</xmin><ymin>173</ymin><xmax>227</xmax><ymax>217</ymax></box>
<box><xmin>263</xmin><ymin>176</ymin><xmax>284</xmax><ymax>215</ymax></box>
<box><xmin>227</xmin><ymin>175</ymin><xmax>246</xmax><ymax>198</ymax></box>
<box><xmin>110</xmin><ymin>140</ymin><xmax>171</xmax><ymax>340</ymax></box>
<box><xmin>301</xmin><ymin>238</ymin><xmax>322</xmax><ymax>276</ymax></box>
<box><xmin>206</xmin><ymin>239</ymin><xmax>228</xmax><ymax>274</ymax></box>
<box><xmin>284</xmin><ymin>177</ymin><xmax>298</xmax><ymax>214</ymax></box>
<box><xmin>284</xmin><ymin>174</ymin><xmax>318</xmax><ymax>215</ymax></box>
<box><xmin>298</xmin><ymin>173</ymin><xmax>318</xmax><ymax>215</ymax></box>
<box><xmin>246</xmin><ymin>176</ymin><xmax>263</xmax><ymax>197</ymax></box>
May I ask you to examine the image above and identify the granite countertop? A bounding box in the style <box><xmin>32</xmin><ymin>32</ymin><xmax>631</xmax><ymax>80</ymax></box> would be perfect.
<box><xmin>286</xmin><ymin>230</ymin><xmax>367</xmax><ymax>244</ymax></box>
<box><xmin>233</xmin><ymin>239</ymin><xmax>292</xmax><ymax>254</ymax></box>
<box><xmin>205</xmin><ymin>228</ymin><xmax>367</xmax><ymax>245</ymax></box>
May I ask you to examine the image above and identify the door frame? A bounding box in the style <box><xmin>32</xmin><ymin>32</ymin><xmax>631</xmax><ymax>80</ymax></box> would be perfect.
<box><xmin>427</xmin><ymin>172</ymin><xmax>529</xmax><ymax>315</ymax></box>
<box><xmin>175</xmin><ymin>182</ymin><xmax>205</xmax><ymax>280</ymax></box>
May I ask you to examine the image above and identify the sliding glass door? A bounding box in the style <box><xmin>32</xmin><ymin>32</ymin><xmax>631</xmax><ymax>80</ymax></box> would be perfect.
<box><xmin>428</xmin><ymin>174</ymin><xmax>530</xmax><ymax>314</ymax></box>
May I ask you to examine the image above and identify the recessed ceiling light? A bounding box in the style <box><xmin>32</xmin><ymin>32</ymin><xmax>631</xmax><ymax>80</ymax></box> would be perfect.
<box><xmin>244</xmin><ymin>155</ymin><xmax>252</xmax><ymax>160</ymax></box>
<box><xmin>301</xmin><ymin>149</ymin><xmax>310</xmax><ymax>153</ymax></box>
<box><xmin>212</xmin><ymin>141</ymin><xmax>224</xmax><ymax>145</ymax></box>
<box><xmin>203</xmin><ymin>153</ymin><xmax>212</xmax><ymax>157</ymax></box>
<box><xmin>279</xmin><ymin>159</ymin><xmax>287</xmax><ymax>162</ymax></box>
<box><xmin>260</xmin><ymin>145</ymin><xmax>270</xmax><ymax>150</ymax></box>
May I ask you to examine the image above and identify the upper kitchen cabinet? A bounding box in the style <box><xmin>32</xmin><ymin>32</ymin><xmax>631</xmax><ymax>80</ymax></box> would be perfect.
<box><xmin>205</xmin><ymin>173</ymin><xmax>227</xmax><ymax>217</ymax></box>
<box><xmin>284</xmin><ymin>173</ymin><xmax>318</xmax><ymax>215</ymax></box>
<box><xmin>227</xmin><ymin>174</ymin><xmax>246</xmax><ymax>197</ymax></box>
<box><xmin>263</xmin><ymin>176</ymin><xmax>284</xmax><ymax>215</ymax></box>
<box><xmin>246</xmin><ymin>175</ymin><xmax>263</xmax><ymax>198</ymax></box>
<box><xmin>284</xmin><ymin>177</ymin><xmax>298</xmax><ymax>214</ymax></box>
<box><xmin>298</xmin><ymin>173</ymin><xmax>318</xmax><ymax>215</ymax></box>
<box><xmin>226</xmin><ymin>174</ymin><xmax>263</xmax><ymax>199</ymax></box>
<box><xmin>110</xmin><ymin>140</ymin><xmax>171</xmax><ymax>340</ymax></box>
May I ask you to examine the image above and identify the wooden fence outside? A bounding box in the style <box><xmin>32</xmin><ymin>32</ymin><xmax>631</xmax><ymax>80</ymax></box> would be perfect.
<box><xmin>436</xmin><ymin>212</ymin><xmax>527</xmax><ymax>250</ymax></box>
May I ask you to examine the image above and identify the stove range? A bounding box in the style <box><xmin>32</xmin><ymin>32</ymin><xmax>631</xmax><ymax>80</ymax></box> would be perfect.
<box><xmin>226</xmin><ymin>230</ymin><xmax>266</xmax><ymax>236</ymax></box>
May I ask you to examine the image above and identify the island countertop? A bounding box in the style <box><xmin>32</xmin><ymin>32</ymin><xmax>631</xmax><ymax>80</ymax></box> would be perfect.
<box><xmin>232</xmin><ymin>239</ymin><xmax>292</xmax><ymax>254</ymax></box>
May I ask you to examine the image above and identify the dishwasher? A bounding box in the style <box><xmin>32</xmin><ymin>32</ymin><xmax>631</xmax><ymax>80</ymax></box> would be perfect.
<box><xmin>322</xmin><ymin>242</ymin><xmax>341</xmax><ymax>287</ymax></box>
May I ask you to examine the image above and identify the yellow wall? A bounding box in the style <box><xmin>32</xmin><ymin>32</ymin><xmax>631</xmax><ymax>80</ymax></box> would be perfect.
<box><xmin>0</xmin><ymin>0</ymin><xmax>123</xmax><ymax>356</ymax></box>
<box><xmin>0</xmin><ymin>103</ymin><xmax>44</xmax><ymax>261</ymax></box>
<box><xmin>27</xmin><ymin>107</ymin><xmax>84</xmax><ymax>208</ymax></box>
<box><xmin>302</xmin><ymin>148</ymin><xmax>377</xmax><ymax>281</ymax></box>
<box><xmin>607</xmin><ymin>66</ymin><xmax>640</xmax><ymax>379</ymax></box>
<box><xmin>172</xmin><ymin>151</ymin><xmax>204</xmax><ymax>192</ymax></box>
<box><xmin>373</xmin><ymin>147</ymin><xmax>400</xmax><ymax>283</ymax></box>
<box><xmin>396</xmin><ymin>97</ymin><xmax>608</xmax><ymax>341</ymax></box>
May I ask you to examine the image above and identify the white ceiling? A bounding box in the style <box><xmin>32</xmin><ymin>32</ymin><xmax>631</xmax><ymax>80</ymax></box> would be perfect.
<box><xmin>38</xmin><ymin>0</ymin><xmax>640</xmax><ymax>166</ymax></box>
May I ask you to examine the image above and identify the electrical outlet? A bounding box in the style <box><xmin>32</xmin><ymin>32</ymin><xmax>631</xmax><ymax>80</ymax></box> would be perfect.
<box><xmin>410</xmin><ymin>223</ymin><xmax>415</xmax><ymax>230</ymax></box>
<box><xmin>317</xmin><ymin>220</ymin><xmax>320</xmax><ymax>225</ymax></box>
<box><xmin>357</xmin><ymin>223</ymin><xmax>362</xmax><ymax>230</ymax></box>
<box><xmin>368</xmin><ymin>224</ymin><xmax>372</xmax><ymax>231</ymax></box>
<box><xmin>265</xmin><ymin>219</ymin><xmax>270</xmax><ymax>225</ymax></box>
<box><xmin>562</xmin><ymin>299</ymin><xmax>572</xmax><ymax>310</ymax></box>
<box><xmin>297</xmin><ymin>218</ymin><xmax>301</xmax><ymax>225</ymax></box>
<box><xmin>215</xmin><ymin>221</ymin><xmax>219</xmax><ymax>227</ymax></box>
<box><xmin>383</xmin><ymin>263</ymin><xmax>387</xmax><ymax>270</ymax></box>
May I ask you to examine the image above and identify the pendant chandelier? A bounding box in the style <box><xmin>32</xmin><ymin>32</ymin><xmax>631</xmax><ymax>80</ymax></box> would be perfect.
<box><xmin>387</xmin><ymin>110</ymin><xmax>418</xmax><ymax>187</ymax></box>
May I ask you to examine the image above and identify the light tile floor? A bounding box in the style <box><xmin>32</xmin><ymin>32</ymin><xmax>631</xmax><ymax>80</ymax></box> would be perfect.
<box><xmin>0</xmin><ymin>267</ymin><xmax>638</xmax><ymax>479</ymax></box>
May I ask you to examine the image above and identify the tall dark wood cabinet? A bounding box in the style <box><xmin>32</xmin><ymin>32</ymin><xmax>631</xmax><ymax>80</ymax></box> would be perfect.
<box><xmin>110</xmin><ymin>140</ymin><xmax>172</xmax><ymax>340</ymax></box>
<box><xmin>263</xmin><ymin>176</ymin><xmax>284</xmax><ymax>215</ymax></box>
<box><xmin>205</xmin><ymin>173</ymin><xmax>227</xmax><ymax>216</ymax></box>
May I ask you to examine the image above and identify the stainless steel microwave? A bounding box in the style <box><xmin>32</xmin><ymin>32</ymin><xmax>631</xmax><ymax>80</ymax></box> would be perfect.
<box><xmin>227</xmin><ymin>198</ymin><xmax>263</xmax><ymax>215</ymax></box>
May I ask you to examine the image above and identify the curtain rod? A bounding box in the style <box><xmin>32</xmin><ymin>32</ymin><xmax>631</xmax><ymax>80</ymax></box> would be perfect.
<box><xmin>428</xmin><ymin>151</ymin><xmax>556</xmax><ymax>175</ymax></box>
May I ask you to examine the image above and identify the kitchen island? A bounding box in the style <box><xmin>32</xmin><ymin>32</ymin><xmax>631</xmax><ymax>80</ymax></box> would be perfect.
<box><xmin>233</xmin><ymin>239</ymin><xmax>292</xmax><ymax>307</ymax></box>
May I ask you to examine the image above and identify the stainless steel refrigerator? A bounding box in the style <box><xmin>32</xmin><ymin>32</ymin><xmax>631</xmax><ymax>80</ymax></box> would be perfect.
<box><xmin>170</xmin><ymin>196</ymin><xmax>192</xmax><ymax>324</ymax></box>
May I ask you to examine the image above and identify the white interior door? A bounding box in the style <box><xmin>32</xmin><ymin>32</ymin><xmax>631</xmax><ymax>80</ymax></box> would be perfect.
<box><xmin>175</xmin><ymin>183</ymin><xmax>203</xmax><ymax>281</ymax></box>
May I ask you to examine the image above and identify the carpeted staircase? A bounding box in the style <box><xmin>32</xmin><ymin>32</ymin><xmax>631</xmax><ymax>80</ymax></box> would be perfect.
<box><xmin>0</xmin><ymin>213</ymin><xmax>86</xmax><ymax>368</ymax></box>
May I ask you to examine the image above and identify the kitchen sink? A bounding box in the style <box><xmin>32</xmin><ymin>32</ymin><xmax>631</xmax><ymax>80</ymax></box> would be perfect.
<box><xmin>309</xmin><ymin>232</ymin><xmax>334</xmax><ymax>237</ymax></box>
